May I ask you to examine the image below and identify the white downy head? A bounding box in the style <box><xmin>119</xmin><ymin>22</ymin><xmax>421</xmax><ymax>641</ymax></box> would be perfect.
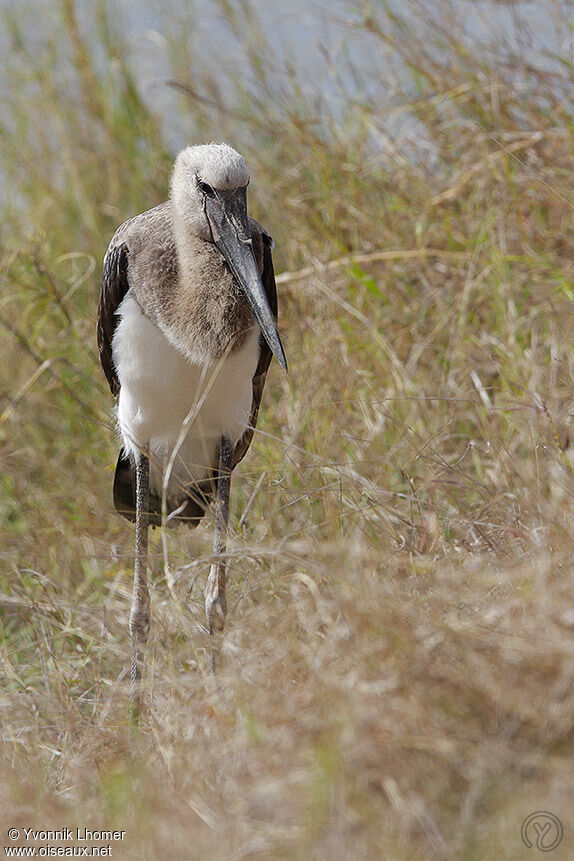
<box><xmin>170</xmin><ymin>142</ymin><xmax>250</xmax><ymax>241</ymax></box>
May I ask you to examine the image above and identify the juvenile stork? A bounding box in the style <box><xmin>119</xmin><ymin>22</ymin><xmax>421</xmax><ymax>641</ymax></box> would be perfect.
<box><xmin>97</xmin><ymin>143</ymin><xmax>286</xmax><ymax>707</ymax></box>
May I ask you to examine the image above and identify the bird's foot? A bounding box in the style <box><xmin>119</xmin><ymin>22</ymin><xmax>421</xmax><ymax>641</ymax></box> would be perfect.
<box><xmin>205</xmin><ymin>589</ymin><xmax>226</xmax><ymax>674</ymax></box>
<box><xmin>205</xmin><ymin>588</ymin><xmax>227</xmax><ymax>636</ymax></box>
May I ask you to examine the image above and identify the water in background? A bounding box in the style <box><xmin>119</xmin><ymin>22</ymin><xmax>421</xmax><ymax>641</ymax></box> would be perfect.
<box><xmin>0</xmin><ymin>0</ymin><xmax>572</xmax><ymax>193</ymax></box>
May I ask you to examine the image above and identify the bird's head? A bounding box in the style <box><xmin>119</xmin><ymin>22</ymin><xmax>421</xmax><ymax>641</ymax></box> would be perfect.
<box><xmin>171</xmin><ymin>143</ymin><xmax>286</xmax><ymax>371</ymax></box>
<box><xmin>171</xmin><ymin>143</ymin><xmax>250</xmax><ymax>241</ymax></box>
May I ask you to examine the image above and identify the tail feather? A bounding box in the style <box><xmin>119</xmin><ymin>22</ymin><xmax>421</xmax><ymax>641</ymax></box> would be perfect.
<box><xmin>112</xmin><ymin>448</ymin><xmax>212</xmax><ymax>527</ymax></box>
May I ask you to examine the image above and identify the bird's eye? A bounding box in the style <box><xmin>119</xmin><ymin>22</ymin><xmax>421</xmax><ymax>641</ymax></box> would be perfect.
<box><xmin>198</xmin><ymin>180</ymin><xmax>215</xmax><ymax>198</ymax></box>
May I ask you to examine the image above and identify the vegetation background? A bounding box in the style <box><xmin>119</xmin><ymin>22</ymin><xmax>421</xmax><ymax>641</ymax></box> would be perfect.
<box><xmin>1</xmin><ymin>0</ymin><xmax>573</xmax><ymax>857</ymax></box>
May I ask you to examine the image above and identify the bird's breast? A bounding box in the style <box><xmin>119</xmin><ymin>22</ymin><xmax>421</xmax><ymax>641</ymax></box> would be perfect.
<box><xmin>112</xmin><ymin>295</ymin><xmax>260</xmax><ymax>492</ymax></box>
<box><xmin>157</xmin><ymin>238</ymin><xmax>256</xmax><ymax>365</ymax></box>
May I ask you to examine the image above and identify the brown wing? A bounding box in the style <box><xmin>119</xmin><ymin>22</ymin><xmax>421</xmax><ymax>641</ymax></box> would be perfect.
<box><xmin>233</xmin><ymin>231</ymin><xmax>278</xmax><ymax>468</ymax></box>
<box><xmin>97</xmin><ymin>242</ymin><xmax>130</xmax><ymax>396</ymax></box>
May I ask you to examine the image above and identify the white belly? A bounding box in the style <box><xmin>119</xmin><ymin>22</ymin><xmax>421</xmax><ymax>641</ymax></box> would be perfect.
<box><xmin>112</xmin><ymin>295</ymin><xmax>260</xmax><ymax>504</ymax></box>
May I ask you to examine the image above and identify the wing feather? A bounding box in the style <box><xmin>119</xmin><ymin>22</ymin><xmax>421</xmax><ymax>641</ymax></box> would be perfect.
<box><xmin>97</xmin><ymin>243</ymin><xmax>130</xmax><ymax>396</ymax></box>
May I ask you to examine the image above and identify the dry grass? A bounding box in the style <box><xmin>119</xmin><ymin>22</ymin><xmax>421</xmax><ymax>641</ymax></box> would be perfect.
<box><xmin>1</xmin><ymin>0</ymin><xmax>574</xmax><ymax>857</ymax></box>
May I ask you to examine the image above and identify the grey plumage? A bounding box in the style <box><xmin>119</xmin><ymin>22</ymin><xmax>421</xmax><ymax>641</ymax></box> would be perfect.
<box><xmin>97</xmin><ymin>142</ymin><xmax>285</xmax><ymax>713</ymax></box>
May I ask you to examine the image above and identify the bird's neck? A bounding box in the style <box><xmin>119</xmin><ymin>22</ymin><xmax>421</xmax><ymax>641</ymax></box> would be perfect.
<box><xmin>172</xmin><ymin>206</ymin><xmax>211</xmax><ymax>269</ymax></box>
<box><xmin>166</xmin><ymin>210</ymin><xmax>255</xmax><ymax>363</ymax></box>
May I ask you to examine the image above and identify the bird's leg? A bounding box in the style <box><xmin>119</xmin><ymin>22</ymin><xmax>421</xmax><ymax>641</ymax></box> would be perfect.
<box><xmin>130</xmin><ymin>453</ymin><xmax>150</xmax><ymax>721</ymax></box>
<box><xmin>205</xmin><ymin>436</ymin><xmax>233</xmax><ymax>652</ymax></box>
